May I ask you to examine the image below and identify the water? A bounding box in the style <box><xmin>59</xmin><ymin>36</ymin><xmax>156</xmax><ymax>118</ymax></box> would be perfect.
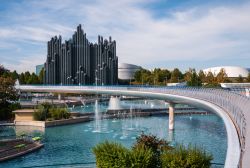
<box><xmin>71</xmin><ymin>99</ymin><xmax>169</xmax><ymax>113</ymax></box>
<box><xmin>0</xmin><ymin>114</ymin><xmax>226</xmax><ymax>168</ymax></box>
<box><xmin>108</xmin><ymin>96</ymin><xmax>122</xmax><ymax>110</ymax></box>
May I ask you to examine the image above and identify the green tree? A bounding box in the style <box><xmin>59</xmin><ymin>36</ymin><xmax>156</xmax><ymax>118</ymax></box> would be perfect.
<box><xmin>0</xmin><ymin>76</ymin><xmax>19</xmax><ymax>120</ymax></box>
<box><xmin>29</xmin><ymin>73</ymin><xmax>40</xmax><ymax>84</ymax></box>
<box><xmin>24</xmin><ymin>71</ymin><xmax>31</xmax><ymax>84</ymax></box>
<box><xmin>150</xmin><ymin>69</ymin><xmax>171</xmax><ymax>85</ymax></box>
<box><xmin>236</xmin><ymin>75</ymin><xmax>244</xmax><ymax>83</ymax></box>
<box><xmin>184</xmin><ymin>68</ymin><xmax>193</xmax><ymax>82</ymax></box>
<box><xmin>198</xmin><ymin>70</ymin><xmax>206</xmax><ymax>83</ymax></box>
<box><xmin>11</xmin><ymin>70</ymin><xmax>19</xmax><ymax>80</ymax></box>
<box><xmin>19</xmin><ymin>73</ymin><xmax>26</xmax><ymax>84</ymax></box>
<box><xmin>170</xmin><ymin>68</ymin><xmax>183</xmax><ymax>83</ymax></box>
<box><xmin>39</xmin><ymin>68</ymin><xmax>44</xmax><ymax>83</ymax></box>
<box><xmin>0</xmin><ymin>65</ymin><xmax>9</xmax><ymax>76</ymax></box>
<box><xmin>134</xmin><ymin>69</ymin><xmax>151</xmax><ymax>85</ymax></box>
<box><xmin>247</xmin><ymin>73</ymin><xmax>250</xmax><ymax>82</ymax></box>
<box><xmin>186</xmin><ymin>69</ymin><xmax>202</xmax><ymax>87</ymax></box>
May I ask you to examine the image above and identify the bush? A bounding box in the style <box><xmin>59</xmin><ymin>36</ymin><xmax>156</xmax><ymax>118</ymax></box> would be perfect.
<box><xmin>161</xmin><ymin>145</ymin><xmax>213</xmax><ymax>168</ymax></box>
<box><xmin>93</xmin><ymin>141</ymin><xmax>130</xmax><ymax>168</ymax></box>
<box><xmin>130</xmin><ymin>144</ymin><xmax>154</xmax><ymax>168</ymax></box>
<box><xmin>133</xmin><ymin>133</ymin><xmax>172</xmax><ymax>167</ymax></box>
<box><xmin>93</xmin><ymin>141</ymin><xmax>155</xmax><ymax>168</ymax></box>
<box><xmin>49</xmin><ymin>107</ymin><xmax>70</xmax><ymax>120</ymax></box>
<box><xmin>33</xmin><ymin>104</ymin><xmax>48</xmax><ymax>121</ymax></box>
<box><xmin>33</xmin><ymin>103</ymin><xmax>70</xmax><ymax>121</ymax></box>
<box><xmin>93</xmin><ymin>135</ymin><xmax>213</xmax><ymax>168</ymax></box>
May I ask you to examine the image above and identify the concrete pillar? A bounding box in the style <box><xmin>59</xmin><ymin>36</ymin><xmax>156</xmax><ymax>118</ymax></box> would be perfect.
<box><xmin>169</xmin><ymin>102</ymin><xmax>175</xmax><ymax>130</ymax></box>
<box><xmin>168</xmin><ymin>130</ymin><xmax>174</xmax><ymax>142</ymax></box>
<box><xmin>58</xmin><ymin>93</ymin><xmax>61</xmax><ymax>101</ymax></box>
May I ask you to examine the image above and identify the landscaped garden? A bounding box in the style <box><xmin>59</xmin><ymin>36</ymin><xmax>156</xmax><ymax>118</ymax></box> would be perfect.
<box><xmin>93</xmin><ymin>133</ymin><xmax>212</xmax><ymax>168</ymax></box>
<box><xmin>33</xmin><ymin>103</ymin><xmax>70</xmax><ymax>121</ymax></box>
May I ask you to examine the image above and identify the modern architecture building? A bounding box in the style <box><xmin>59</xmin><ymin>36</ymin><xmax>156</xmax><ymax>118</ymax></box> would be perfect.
<box><xmin>203</xmin><ymin>66</ymin><xmax>249</xmax><ymax>78</ymax></box>
<box><xmin>44</xmin><ymin>24</ymin><xmax>118</xmax><ymax>85</ymax></box>
<box><xmin>118</xmin><ymin>63</ymin><xmax>141</xmax><ymax>81</ymax></box>
<box><xmin>36</xmin><ymin>64</ymin><xmax>44</xmax><ymax>76</ymax></box>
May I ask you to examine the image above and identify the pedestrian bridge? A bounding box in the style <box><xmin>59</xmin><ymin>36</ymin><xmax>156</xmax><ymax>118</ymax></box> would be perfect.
<box><xmin>17</xmin><ymin>85</ymin><xmax>250</xmax><ymax>168</ymax></box>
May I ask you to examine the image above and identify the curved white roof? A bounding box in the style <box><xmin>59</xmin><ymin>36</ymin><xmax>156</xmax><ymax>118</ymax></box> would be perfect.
<box><xmin>118</xmin><ymin>63</ymin><xmax>141</xmax><ymax>80</ymax></box>
<box><xmin>203</xmin><ymin>66</ymin><xmax>249</xmax><ymax>78</ymax></box>
<box><xmin>118</xmin><ymin>63</ymin><xmax>141</xmax><ymax>69</ymax></box>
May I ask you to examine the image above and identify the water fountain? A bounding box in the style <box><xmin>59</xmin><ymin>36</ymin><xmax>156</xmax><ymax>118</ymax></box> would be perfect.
<box><xmin>93</xmin><ymin>99</ymin><xmax>101</xmax><ymax>133</ymax></box>
<box><xmin>127</xmin><ymin>105</ymin><xmax>134</xmax><ymax>130</ymax></box>
<box><xmin>108</xmin><ymin>96</ymin><xmax>122</xmax><ymax>110</ymax></box>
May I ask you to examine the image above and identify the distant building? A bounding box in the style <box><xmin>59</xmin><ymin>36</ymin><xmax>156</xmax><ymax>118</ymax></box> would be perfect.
<box><xmin>118</xmin><ymin>63</ymin><xmax>141</xmax><ymax>81</ymax></box>
<box><xmin>203</xmin><ymin>66</ymin><xmax>249</xmax><ymax>78</ymax></box>
<box><xmin>44</xmin><ymin>24</ymin><xmax>118</xmax><ymax>85</ymax></box>
<box><xmin>36</xmin><ymin>64</ymin><xmax>44</xmax><ymax>75</ymax></box>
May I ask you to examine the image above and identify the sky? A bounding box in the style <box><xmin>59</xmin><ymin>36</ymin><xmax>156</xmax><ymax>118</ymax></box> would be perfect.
<box><xmin>0</xmin><ymin>0</ymin><xmax>250</xmax><ymax>73</ymax></box>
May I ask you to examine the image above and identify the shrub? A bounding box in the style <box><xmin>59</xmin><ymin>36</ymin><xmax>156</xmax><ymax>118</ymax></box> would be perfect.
<box><xmin>129</xmin><ymin>144</ymin><xmax>154</xmax><ymax>168</ymax></box>
<box><xmin>161</xmin><ymin>145</ymin><xmax>213</xmax><ymax>168</ymax></box>
<box><xmin>93</xmin><ymin>141</ymin><xmax>130</xmax><ymax>168</ymax></box>
<box><xmin>133</xmin><ymin>133</ymin><xmax>172</xmax><ymax>153</ymax></box>
<box><xmin>49</xmin><ymin>107</ymin><xmax>70</xmax><ymax>120</ymax></box>
<box><xmin>33</xmin><ymin>103</ymin><xmax>70</xmax><ymax>121</ymax></box>
<box><xmin>133</xmin><ymin>133</ymin><xmax>172</xmax><ymax>167</ymax></box>
<box><xmin>33</xmin><ymin>105</ymin><xmax>48</xmax><ymax>121</ymax></box>
<box><xmin>93</xmin><ymin>135</ymin><xmax>213</xmax><ymax>168</ymax></box>
<box><xmin>93</xmin><ymin>141</ymin><xmax>155</xmax><ymax>168</ymax></box>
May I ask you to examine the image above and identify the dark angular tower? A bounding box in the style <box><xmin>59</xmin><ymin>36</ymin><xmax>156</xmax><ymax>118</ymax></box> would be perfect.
<box><xmin>44</xmin><ymin>24</ymin><xmax>118</xmax><ymax>85</ymax></box>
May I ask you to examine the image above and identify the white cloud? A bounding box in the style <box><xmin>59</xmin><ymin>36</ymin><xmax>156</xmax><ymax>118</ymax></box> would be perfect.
<box><xmin>3</xmin><ymin>55</ymin><xmax>45</xmax><ymax>73</ymax></box>
<box><xmin>0</xmin><ymin>0</ymin><xmax>250</xmax><ymax>72</ymax></box>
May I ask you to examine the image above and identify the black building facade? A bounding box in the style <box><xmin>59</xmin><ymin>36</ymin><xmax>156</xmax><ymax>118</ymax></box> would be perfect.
<box><xmin>44</xmin><ymin>24</ymin><xmax>118</xmax><ymax>85</ymax></box>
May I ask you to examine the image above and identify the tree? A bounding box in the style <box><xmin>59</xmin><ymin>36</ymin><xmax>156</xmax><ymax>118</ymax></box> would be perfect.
<box><xmin>204</xmin><ymin>71</ymin><xmax>219</xmax><ymax>87</ymax></box>
<box><xmin>19</xmin><ymin>73</ymin><xmax>25</xmax><ymax>84</ymax></box>
<box><xmin>198</xmin><ymin>70</ymin><xmax>206</xmax><ymax>83</ymax></box>
<box><xmin>170</xmin><ymin>68</ymin><xmax>183</xmax><ymax>83</ymax></box>
<box><xmin>0</xmin><ymin>76</ymin><xmax>19</xmax><ymax>120</ymax></box>
<box><xmin>39</xmin><ymin>68</ymin><xmax>44</xmax><ymax>83</ymax></box>
<box><xmin>247</xmin><ymin>73</ymin><xmax>250</xmax><ymax>82</ymax></box>
<box><xmin>151</xmin><ymin>69</ymin><xmax>171</xmax><ymax>85</ymax></box>
<box><xmin>0</xmin><ymin>64</ymin><xmax>9</xmax><ymax>76</ymax></box>
<box><xmin>236</xmin><ymin>75</ymin><xmax>244</xmax><ymax>83</ymax></box>
<box><xmin>186</xmin><ymin>69</ymin><xmax>202</xmax><ymax>87</ymax></box>
<box><xmin>134</xmin><ymin>69</ymin><xmax>151</xmax><ymax>85</ymax></box>
<box><xmin>11</xmin><ymin>70</ymin><xmax>19</xmax><ymax>80</ymax></box>
<box><xmin>28</xmin><ymin>73</ymin><xmax>40</xmax><ymax>84</ymax></box>
<box><xmin>184</xmin><ymin>68</ymin><xmax>193</xmax><ymax>82</ymax></box>
<box><xmin>216</xmin><ymin>68</ymin><xmax>228</xmax><ymax>83</ymax></box>
<box><xmin>24</xmin><ymin>71</ymin><xmax>31</xmax><ymax>83</ymax></box>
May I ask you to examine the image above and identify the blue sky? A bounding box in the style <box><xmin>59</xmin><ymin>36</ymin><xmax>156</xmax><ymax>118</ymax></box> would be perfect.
<box><xmin>0</xmin><ymin>0</ymin><xmax>249</xmax><ymax>72</ymax></box>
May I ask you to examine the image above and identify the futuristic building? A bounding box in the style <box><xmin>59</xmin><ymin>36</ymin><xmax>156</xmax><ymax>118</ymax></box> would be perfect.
<box><xmin>203</xmin><ymin>66</ymin><xmax>249</xmax><ymax>78</ymax></box>
<box><xmin>44</xmin><ymin>24</ymin><xmax>118</xmax><ymax>85</ymax></box>
<box><xmin>118</xmin><ymin>63</ymin><xmax>141</xmax><ymax>81</ymax></box>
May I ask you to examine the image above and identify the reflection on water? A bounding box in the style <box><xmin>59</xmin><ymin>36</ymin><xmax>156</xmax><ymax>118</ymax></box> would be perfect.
<box><xmin>0</xmin><ymin>114</ymin><xmax>226</xmax><ymax>168</ymax></box>
<box><xmin>0</xmin><ymin>125</ymin><xmax>45</xmax><ymax>140</ymax></box>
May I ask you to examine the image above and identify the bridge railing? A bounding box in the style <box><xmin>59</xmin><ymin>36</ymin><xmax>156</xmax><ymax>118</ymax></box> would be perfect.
<box><xmin>18</xmin><ymin>85</ymin><xmax>248</xmax><ymax>160</ymax></box>
<box><xmin>126</xmin><ymin>86</ymin><xmax>248</xmax><ymax>153</ymax></box>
